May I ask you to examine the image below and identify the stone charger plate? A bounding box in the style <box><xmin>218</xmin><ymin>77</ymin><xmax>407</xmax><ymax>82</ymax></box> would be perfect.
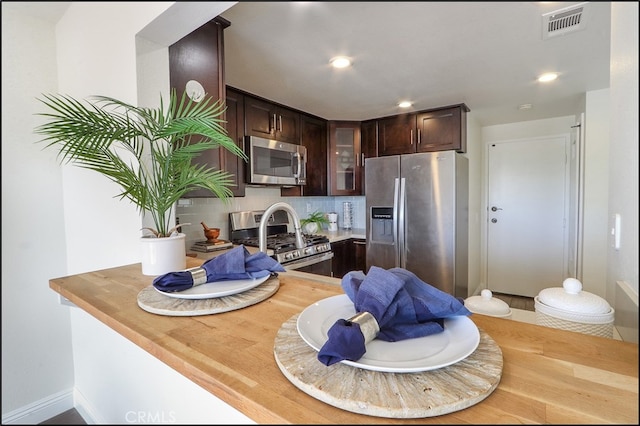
<box><xmin>137</xmin><ymin>276</ymin><xmax>279</xmax><ymax>316</ymax></box>
<box><xmin>273</xmin><ymin>313</ymin><xmax>502</xmax><ymax>418</ymax></box>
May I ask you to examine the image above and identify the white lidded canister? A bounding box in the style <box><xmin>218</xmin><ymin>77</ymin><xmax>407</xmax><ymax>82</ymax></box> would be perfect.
<box><xmin>534</xmin><ymin>278</ymin><xmax>614</xmax><ymax>338</ymax></box>
<box><xmin>464</xmin><ymin>289</ymin><xmax>512</xmax><ymax>319</ymax></box>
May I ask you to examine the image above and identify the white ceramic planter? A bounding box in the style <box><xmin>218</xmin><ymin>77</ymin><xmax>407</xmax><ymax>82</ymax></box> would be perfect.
<box><xmin>303</xmin><ymin>222</ymin><xmax>320</xmax><ymax>234</ymax></box>
<box><xmin>140</xmin><ymin>233</ymin><xmax>187</xmax><ymax>276</ymax></box>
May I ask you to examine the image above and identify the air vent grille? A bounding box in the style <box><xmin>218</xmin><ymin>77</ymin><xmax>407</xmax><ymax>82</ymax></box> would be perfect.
<box><xmin>542</xmin><ymin>2</ymin><xmax>589</xmax><ymax>39</ymax></box>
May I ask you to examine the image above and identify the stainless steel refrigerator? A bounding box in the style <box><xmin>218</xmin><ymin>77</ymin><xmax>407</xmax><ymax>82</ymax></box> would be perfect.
<box><xmin>365</xmin><ymin>151</ymin><xmax>468</xmax><ymax>298</ymax></box>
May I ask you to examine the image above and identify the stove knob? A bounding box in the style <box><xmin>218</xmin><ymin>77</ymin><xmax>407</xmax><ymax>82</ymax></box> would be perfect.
<box><xmin>304</xmin><ymin>247</ymin><xmax>313</xmax><ymax>255</ymax></box>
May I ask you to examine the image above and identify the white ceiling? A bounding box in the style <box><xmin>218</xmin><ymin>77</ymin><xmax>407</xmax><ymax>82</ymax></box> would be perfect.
<box><xmin>6</xmin><ymin>2</ymin><xmax>611</xmax><ymax>127</ymax></box>
<box><xmin>220</xmin><ymin>2</ymin><xmax>611</xmax><ymax>126</ymax></box>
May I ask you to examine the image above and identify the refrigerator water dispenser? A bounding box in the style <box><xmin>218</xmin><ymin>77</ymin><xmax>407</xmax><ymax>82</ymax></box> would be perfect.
<box><xmin>370</xmin><ymin>207</ymin><xmax>394</xmax><ymax>244</ymax></box>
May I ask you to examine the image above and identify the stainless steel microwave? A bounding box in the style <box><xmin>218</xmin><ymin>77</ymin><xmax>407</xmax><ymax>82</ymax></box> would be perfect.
<box><xmin>245</xmin><ymin>136</ymin><xmax>307</xmax><ymax>186</ymax></box>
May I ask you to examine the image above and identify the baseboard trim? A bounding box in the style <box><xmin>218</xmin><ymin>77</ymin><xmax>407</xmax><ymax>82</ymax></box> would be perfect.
<box><xmin>73</xmin><ymin>387</ymin><xmax>99</xmax><ymax>424</ymax></box>
<box><xmin>1</xmin><ymin>389</ymin><xmax>74</xmax><ymax>425</ymax></box>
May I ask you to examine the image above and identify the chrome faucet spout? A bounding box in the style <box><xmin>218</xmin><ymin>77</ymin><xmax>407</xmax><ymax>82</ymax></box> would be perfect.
<box><xmin>258</xmin><ymin>202</ymin><xmax>305</xmax><ymax>253</ymax></box>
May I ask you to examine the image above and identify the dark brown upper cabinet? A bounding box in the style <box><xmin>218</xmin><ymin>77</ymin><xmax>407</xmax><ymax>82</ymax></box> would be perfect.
<box><xmin>360</xmin><ymin>119</ymin><xmax>378</xmax><ymax>162</ymax></box>
<box><xmin>359</xmin><ymin>119</ymin><xmax>377</xmax><ymax>194</ymax></box>
<box><xmin>377</xmin><ymin>104</ymin><xmax>469</xmax><ymax>156</ymax></box>
<box><xmin>169</xmin><ymin>17</ymin><xmax>247</xmax><ymax>197</ymax></box>
<box><xmin>245</xmin><ymin>95</ymin><xmax>301</xmax><ymax>145</ymax></box>
<box><xmin>281</xmin><ymin>114</ymin><xmax>328</xmax><ymax>197</ymax></box>
<box><xmin>169</xmin><ymin>18</ymin><xmax>228</xmax><ymax>102</ymax></box>
<box><xmin>220</xmin><ymin>87</ymin><xmax>246</xmax><ymax>196</ymax></box>
<box><xmin>377</xmin><ymin>113</ymin><xmax>415</xmax><ymax>157</ymax></box>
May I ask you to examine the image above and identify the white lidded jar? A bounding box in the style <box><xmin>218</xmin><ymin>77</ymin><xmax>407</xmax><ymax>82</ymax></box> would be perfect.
<box><xmin>464</xmin><ymin>289</ymin><xmax>512</xmax><ymax>319</ymax></box>
<box><xmin>534</xmin><ymin>278</ymin><xmax>615</xmax><ymax>338</ymax></box>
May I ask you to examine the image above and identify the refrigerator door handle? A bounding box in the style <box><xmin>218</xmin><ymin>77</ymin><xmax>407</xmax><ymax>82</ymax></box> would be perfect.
<box><xmin>398</xmin><ymin>177</ymin><xmax>407</xmax><ymax>268</ymax></box>
<box><xmin>393</xmin><ymin>177</ymin><xmax>400</xmax><ymax>266</ymax></box>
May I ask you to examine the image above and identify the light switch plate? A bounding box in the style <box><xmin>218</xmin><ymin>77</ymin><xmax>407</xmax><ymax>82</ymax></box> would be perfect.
<box><xmin>613</xmin><ymin>213</ymin><xmax>621</xmax><ymax>250</ymax></box>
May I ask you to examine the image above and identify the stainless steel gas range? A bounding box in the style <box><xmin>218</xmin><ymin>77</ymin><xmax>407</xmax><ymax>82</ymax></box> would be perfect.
<box><xmin>229</xmin><ymin>210</ymin><xmax>334</xmax><ymax>276</ymax></box>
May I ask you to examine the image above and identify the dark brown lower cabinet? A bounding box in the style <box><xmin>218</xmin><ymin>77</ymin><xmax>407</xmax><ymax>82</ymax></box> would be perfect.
<box><xmin>352</xmin><ymin>238</ymin><xmax>367</xmax><ymax>273</ymax></box>
<box><xmin>331</xmin><ymin>238</ymin><xmax>367</xmax><ymax>278</ymax></box>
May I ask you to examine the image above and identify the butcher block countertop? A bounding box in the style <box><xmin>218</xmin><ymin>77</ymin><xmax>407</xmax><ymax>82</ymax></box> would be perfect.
<box><xmin>49</xmin><ymin>259</ymin><xmax>638</xmax><ymax>424</ymax></box>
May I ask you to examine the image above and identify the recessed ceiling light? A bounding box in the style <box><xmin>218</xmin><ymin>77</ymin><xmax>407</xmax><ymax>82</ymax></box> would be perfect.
<box><xmin>518</xmin><ymin>103</ymin><xmax>533</xmax><ymax>110</ymax></box>
<box><xmin>538</xmin><ymin>72</ymin><xmax>558</xmax><ymax>82</ymax></box>
<box><xmin>330</xmin><ymin>56</ymin><xmax>351</xmax><ymax>69</ymax></box>
<box><xmin>398</xmin><ymin>101</ymin><xmax>412</xmax><ymax>108</ymax></box>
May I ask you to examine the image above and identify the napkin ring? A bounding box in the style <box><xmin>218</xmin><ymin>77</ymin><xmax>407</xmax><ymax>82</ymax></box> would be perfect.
<box><xmin>347</xmin><ymin>312</ymin><xmax>380</xmax><ymax>344</ymax></box>
<box><xmin>187</xmin><ymin>267</ymin><xmax>207</xmax><ymax>286</ymax></box>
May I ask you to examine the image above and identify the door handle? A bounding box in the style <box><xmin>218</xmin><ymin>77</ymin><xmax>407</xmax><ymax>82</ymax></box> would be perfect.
<box><xmin>491</xmin><ymin>206</ymin><xmax>503</xmax><ymax>212</ymax></box>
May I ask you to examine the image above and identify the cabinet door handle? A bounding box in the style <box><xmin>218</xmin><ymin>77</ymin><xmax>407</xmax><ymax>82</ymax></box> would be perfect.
<box><xmin>361</xmin><ymin>153</ymin><xmax>365</xmax><ymax>166</ymax></box>
<box><xmin>278</xmin><ymin>115</ymin><xmax>283</xmax><ymax>132</ymax></box>
<box><xmin>353</xmin><ymin>240</ymin><xmax>366</xmax><ymax>245</ymax></box>
<box><xmin>410</xmin><ymin>129</ymin><xmax>413</xmax><ymax>145</ymax></box>
<box><xmin>272</xmin><ymin>114</ymin><xmax>277</xmax><ymax>133</ymax></box>
<box><xmin>418</xmin><ymin>128</ymin><xmax>421</xmax><ymax>145</ymax></box>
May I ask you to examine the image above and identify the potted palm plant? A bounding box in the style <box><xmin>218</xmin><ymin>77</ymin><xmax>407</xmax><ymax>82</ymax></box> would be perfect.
<box><xmin>34</xmin><ymin>89</ymin><xmax>247</xmax><ymax>275</ymax></box>
<box><xmin>300</xmin><ymin>210</ymin><xmax>330</xmax><ymax>234</ymax></box>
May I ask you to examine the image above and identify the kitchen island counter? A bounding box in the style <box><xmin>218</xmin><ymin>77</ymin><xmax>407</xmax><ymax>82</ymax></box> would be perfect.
<box><xmin>50</xmin><ymin>259</ymin><xmax>638</xmax><ymax>424</ymax></box>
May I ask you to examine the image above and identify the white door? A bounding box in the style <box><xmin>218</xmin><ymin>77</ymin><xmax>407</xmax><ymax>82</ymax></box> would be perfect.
<box><xmin>486</xmin><ymin>136</ymin><xmax>569</xmax><ymax>297</ymax></box>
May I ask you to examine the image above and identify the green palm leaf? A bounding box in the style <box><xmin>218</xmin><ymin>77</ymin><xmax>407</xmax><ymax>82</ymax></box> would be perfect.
<box><xmin>34</xmin><ymin>89</ymin><xmax>247</xmax><ymax>237</ymax></box>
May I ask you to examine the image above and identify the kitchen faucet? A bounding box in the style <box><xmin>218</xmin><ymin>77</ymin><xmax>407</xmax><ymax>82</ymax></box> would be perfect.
<box><xmin>258</xmin><ymin>202</ymin><xmax>306</xmax><ymax>253</ymax></box>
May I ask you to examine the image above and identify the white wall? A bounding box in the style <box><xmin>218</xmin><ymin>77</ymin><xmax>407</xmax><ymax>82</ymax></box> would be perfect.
<box><xmin>582</xmin><ymin>89</ymin><xmax>610</xmax><ymax>297</ymax></box>
<box><xmin>608</xmin><ymin>2</ymin><xmax>639</xmax><ymax>343</ymax></box>
<box><xmin>56</xmin><ymin>3</ymin><xmax>174</xmax><ymax>276</ymax></box>
<box><xmin>465</xmin><ymin>113</ymin><xmax>483</xmax><ymax>297</ymax></box>
<box><xmin>71</xmin><ymin>308</ymin><xmax>254</xmax><ymax>424</ymax></box>
<box><xmin>1</xmin><ymin>7</ymin><xmax>75</xmax><ymax>423</ymax></box>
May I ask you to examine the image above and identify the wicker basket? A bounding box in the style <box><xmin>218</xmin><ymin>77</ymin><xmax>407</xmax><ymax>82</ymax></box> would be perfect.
<box><xmin>534</xmin><ymin>297</ymin><xmax>614</xmax><ymax>338</ymax></box>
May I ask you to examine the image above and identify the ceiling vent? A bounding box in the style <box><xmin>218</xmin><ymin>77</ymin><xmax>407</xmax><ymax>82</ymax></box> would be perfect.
<box><xmin>542</xmin><ymin>2</ymin><xmax>589</xmax><ymax>40</ymax></box>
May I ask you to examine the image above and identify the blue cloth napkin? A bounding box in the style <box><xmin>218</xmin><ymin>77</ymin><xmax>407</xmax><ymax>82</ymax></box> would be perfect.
<box><xmin>152</xmin><ymin>245</ymin><xmax>285</xmax><ymax>292</ymax></box>
<box><xmin>317</xmin><ymin>266</ymin><xmax>471</xmax><ymax>366</ymax></box>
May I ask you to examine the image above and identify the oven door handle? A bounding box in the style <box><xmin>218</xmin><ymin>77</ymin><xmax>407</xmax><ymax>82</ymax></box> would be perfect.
<box><xmin>283</xmin><ymin>251</ymin><xmax>334</xmax><ymax>270</ymax></box>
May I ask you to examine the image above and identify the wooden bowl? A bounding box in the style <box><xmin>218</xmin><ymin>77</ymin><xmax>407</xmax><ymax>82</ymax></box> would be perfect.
<box><xmin>204</xmin><ymin>227</ymin><xmax>220</xmax><ymax>242</ymax></box>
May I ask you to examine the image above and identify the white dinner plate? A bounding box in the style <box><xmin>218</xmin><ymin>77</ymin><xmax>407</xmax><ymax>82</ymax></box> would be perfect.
<box><xmin>154</xmin><ymin>275</ymin><xmax>270</xmax><ymax>300</ymax></box>
<box><xmin>297</xmin><ymin>294</ymin><xmax>480</xmax><ymax>373</ymax></box>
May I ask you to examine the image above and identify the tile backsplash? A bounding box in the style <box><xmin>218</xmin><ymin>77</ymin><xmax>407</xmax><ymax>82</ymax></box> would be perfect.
<box><xmin>176</xmin><ymin>186</ymin><xmax>365</xmax><ymax>247</ymax></box>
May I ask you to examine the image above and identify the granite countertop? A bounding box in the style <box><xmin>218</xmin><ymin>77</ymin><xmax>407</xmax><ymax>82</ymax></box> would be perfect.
<box><xmin>316</xmin><ymin>227</ymin><xmax>366</xmax><ymax>241</ymax></box>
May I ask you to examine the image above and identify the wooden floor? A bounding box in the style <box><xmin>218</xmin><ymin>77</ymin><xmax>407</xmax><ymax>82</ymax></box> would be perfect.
<box><xmin>38</xmin><ymin>292</ymin><xmax>533</xmax><ymax>425</ymax></box>
<box><xmin>39</xmin><ymin>408</ymin><xmax>86</xmax><ymax>425</ymax></box>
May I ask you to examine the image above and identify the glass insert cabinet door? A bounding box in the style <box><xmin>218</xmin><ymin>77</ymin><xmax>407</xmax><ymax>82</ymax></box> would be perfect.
<box><xmin>329</xmin><ymin>121</ymin><xmax>362</xmax><ymax>195</ymax></box>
